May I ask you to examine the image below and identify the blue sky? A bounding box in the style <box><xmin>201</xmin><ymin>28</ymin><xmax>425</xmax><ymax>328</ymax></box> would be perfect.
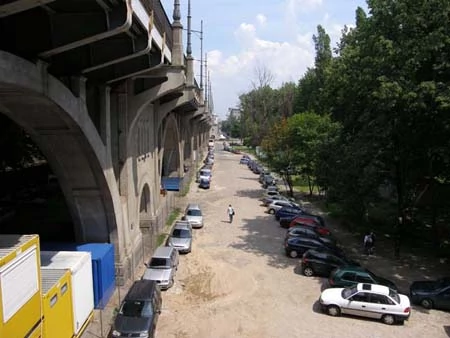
<box><xmin>160</xmin><ymin>0</ymin><xmax>368</xmax><ymax>119</ymax></box>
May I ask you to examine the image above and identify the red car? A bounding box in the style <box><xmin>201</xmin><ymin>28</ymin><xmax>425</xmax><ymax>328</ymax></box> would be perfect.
<box><xmin>289</xmin><ymin>217</ymin><xmax>330</xmax><ymax>236</ymax></box>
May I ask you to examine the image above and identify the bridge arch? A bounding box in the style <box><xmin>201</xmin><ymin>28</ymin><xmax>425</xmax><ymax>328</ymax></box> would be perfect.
<box><xmin>160</xmin><ymin>113</ymin><xmax>181</xmax><ymax>178</ymax></box>
<box><xmin>0</xmin><ymin>51</ymin><xmax>124</xmax><ymax>250</ymax></box>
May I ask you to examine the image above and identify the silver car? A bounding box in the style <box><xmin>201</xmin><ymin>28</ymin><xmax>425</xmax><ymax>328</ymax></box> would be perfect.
<box><xmin>183</xmin><ymin>203</ymin><xmax>204</xmax><ymax>228</ymax></box>
<box><xmin>143</xmin><ymin>246</ymin><xmax>179</xmax><ymax>290</ymax></box>
<box><xmin>167</xmin><ymin>221</ymin><xmax>193</xmax><ymax>253</ymax></box>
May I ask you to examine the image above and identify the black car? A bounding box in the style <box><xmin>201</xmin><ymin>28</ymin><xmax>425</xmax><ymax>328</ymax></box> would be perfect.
<box><xmin>410</xmin><ymin>277</ymin><xmax>450</xmax><ymax>310</ymax></box>
<box><xmin>285</xmin><ymin>225</ymin><xmax>336</xmax><ymax>247</ymax></box>
<box><xmin>110</xmin><ymin>280</ymin><xmax>162</xmax><ymax>338</ymax></box>
<box><xmin>300</xmin><ymin>249</ymin><xmax>359</xmax><ymax>277</ymax></box>
<box><xmin>284</xmin><ymin>236</ymin><xmax>343</xmax><ymax>258</ymax></box>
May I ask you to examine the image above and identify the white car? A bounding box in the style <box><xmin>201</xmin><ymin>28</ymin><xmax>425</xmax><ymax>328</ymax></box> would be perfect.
<box><xmin>319</xmin><ymin>283</ymin><xmax>411</xmax><ymax>325</ymax></box>
<box><xmin>266</xmin><ymin>200</ymin><xmax>300</xmax><ymax>214</ymax></box>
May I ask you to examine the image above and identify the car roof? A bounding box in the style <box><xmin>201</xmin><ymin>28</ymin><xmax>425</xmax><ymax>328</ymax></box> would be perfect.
<box><xmin>337</xmin><ymin>265</ymin><xmax>368</xmax><ymax>273</ymax></box>
<box><xmin>152</xmin><ymin>245</ymin><xmax>175</xmax><ymax>258</ymax></box>
<box><xmin>357</xmin><ymin>283</ymin><xmax>390</xmax><ymax>295</ymax></box>
<box><xmin>125</xmin><ymin>280</ymin><xmax>159</xmax><ymax>301</ymax></box>
<box><xmin>186</xmin><ymin>203</ymin><xmax>201</xmax><ymax>210</ymax></box>
<box><xmin>173</xmin><ymin>222</ymin><xmax>191</xmax><ymax>230</ymax></box>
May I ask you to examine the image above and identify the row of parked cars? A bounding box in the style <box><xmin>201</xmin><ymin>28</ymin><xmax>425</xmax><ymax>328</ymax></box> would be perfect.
<box><xmin>108</xmin><ymin>203</ymin><xmax>205</xmax><ymax>337</ymax></box>
<box><xmin>196</xmin><ymin>144</ymin><xmax>215</xmax><ymax>189</ymax></box>
<box><xmin>240</xmin><ymin>154</ymin><xmax>450</xmax><ymax>326</ymax></box>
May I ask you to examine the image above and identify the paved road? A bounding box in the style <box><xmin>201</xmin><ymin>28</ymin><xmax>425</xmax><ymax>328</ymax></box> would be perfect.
<box><xmin>155</xmin><ymin>147</ymin><xmax>450</xmax><ymax>338</ymax></box>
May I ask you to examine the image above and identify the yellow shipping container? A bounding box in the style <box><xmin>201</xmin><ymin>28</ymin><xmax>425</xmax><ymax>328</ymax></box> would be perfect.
<box><xmin>0</xmin><ymin>234</ymin><xmax>42</xmax><ymax>338</ymax></box>
<box><xmin>41</xmin><ymin>269</ymin><xmax>74</xmax><ymax>338</ymax></box>
<box><xmin>26</xmin><ymin>321</ymin><xmax>43</xmax><ymax>338</ymax></box>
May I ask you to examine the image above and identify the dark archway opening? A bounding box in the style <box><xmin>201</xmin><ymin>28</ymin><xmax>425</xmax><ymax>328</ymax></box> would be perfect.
<box><xmin>0</xmin><ymin>114</ymin><xmax>74</xmax><ymax>242</ymax></box>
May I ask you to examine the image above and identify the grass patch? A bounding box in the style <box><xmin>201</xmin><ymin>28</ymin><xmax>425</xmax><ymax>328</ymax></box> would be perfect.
<box><xmin>156</xmin><ymin>208</ymin><xmax>181</xmax><ymax>247</ymax></box>
<box><xmin>166</xmin><ymin>208</ymin><xmax>181</xmax><ymax>226</ymax></box>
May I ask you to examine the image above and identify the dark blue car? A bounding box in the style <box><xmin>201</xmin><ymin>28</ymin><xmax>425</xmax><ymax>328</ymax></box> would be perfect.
<box><xmin>199</xmin><ymin>178</ymin><xmax>210</xmax><ymax>189</ymax></box>
<box><xmin>275</xmin><ymin>206</ymin><xmax>304</xmax><ymax>220</ymax></box>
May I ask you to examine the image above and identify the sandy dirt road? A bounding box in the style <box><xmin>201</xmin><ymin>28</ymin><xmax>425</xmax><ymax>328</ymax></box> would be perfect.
<box><xmin>156</xmin><ymin>147</ymin><xmax>450</xmax><ymax>338</ymax></box>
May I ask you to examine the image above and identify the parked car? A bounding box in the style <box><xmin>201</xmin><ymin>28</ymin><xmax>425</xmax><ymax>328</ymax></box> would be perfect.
<box><xmin>167</xmin><ymin>221</ymin><xmax>193</xmax><ymax>253</ymax></box>
<box><xmin>266</xmin><ymin>185</ymin><xmax>279</xmax><ymax>193</ymax></box>
<box><xmin>262</xmin><ymin>176</ymin><xmax>276</xmax><ymax>188</ymax></box>
<box><xmin>110</xmin><ymin>279</ymin><xmax>162</xmax><ymax>338</ymax></box>
<box><xmin>261</xmin><ymin>194</ymin><xmax>292</xmax><ymax>206</ymax></box>
<box><xmin>284</xmin><ymin>236</ymin><xmax>343</xmax><ymax>258</ymax></box>
<box><xmin>289</xmin><ymin>215</ymin><xmax>327</xmax><ymax>229</ymax></box>
<box><xmin>143</xmin><ymin>246</ymin><xmax>179</xmax><ymax>290</ymax></box>
<box><xmin>329</xmin><ymin>266</ymin><xmax>398</xmax><ymax>291</ymax></box>
<box><xmin>183</xmin><ymin>203</ymin><xmax>204</xmax><ymax>228</ymax></box>
<box><xmin>198</xmin><ymin>168</ymin><xmax>212</xmax><ymax>182</ymax></box>
<box><xmin>279</xmin><ymin>213</ymin><xmax>325</xmax><ymax>228</ymax></box>
<box><xmin>199</xmin><ymin>178</ymin><xmax>210</xmax><ymax>189</ymax></box>
<box><xmin>319</xmin><ymin>283</ymin><xmax>411</xmax><ymax>325</ymax></box>
<box><xmin>285</xmin><ymin>225</ymin><xmax>337</xmax><ymax>247</ymax></box>
<box><xmin>267</xmin><ymin>200</ymin><xmax>300</xmax><ymax>214</ymax></box>
<box><xmin>409</xmin><ymin>277</ymin><xmax>450</xmax><ymax>310</ymax></box>
<box><xmin>239</xmin><ymin>156</ymin><xmax>249</xmax><ymax>164</ymax></box>
<box><xmin>275</xmin><ymin>206</ymin><xmax>306</xmax><ymax>220</ymax></box>
<box><xmin>300</xmin><ymin>248</ymin><xmax>359</xmax><ymax>277</ymax></box>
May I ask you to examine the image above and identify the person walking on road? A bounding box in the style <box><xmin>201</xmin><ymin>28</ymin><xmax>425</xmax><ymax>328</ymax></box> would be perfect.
<box><xmin>227</xmin><ymin>204</ymin><xmax>235</xmax><ymax>223</ymax></box>
<box><xmin>363</xmin><ymin>231</ymin><xmax>375</xmax><ymax>255</ymax></box>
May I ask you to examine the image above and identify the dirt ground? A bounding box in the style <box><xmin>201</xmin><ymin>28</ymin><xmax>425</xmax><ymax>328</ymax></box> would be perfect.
<box><xmin>155</xmin><ymin>147</ymin><xmax>450</xmax><ymax>338</ymax></box>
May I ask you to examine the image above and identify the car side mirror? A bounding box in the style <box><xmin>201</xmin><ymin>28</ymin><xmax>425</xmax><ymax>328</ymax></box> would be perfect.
<box><xmin>144</xmin><ymin>263</ymin><xmax>149</xmax><ymax>268</ymax></box>
<box><xmin>181</xmin><ymin>216</ymin><xmax>186</xmax><ymax>220</ymax></box>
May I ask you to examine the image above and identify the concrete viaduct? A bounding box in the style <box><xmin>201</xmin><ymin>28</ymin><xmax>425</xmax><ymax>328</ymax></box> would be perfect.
<box><xmin>0</xmin><ymin>0</ymin><xmax>212</xmax><ymax>283</ymax></box>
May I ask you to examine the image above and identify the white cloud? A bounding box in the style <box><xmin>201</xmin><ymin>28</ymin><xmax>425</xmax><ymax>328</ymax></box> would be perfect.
<box><xmin>256</xmin><ymin>14</ymin><xmax>267</xmax><ymax>26</ymax></box>
<box><xmin>207</xmin><ymin>24</ymin><xmax>314</xmax><ymax>117</ymax></box>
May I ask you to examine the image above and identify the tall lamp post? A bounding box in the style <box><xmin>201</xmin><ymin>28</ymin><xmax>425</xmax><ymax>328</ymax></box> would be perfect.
<box><xmin>185</xmin><ymin>0</ymin><xmax>204</xmax><ymax>94</ymax></box>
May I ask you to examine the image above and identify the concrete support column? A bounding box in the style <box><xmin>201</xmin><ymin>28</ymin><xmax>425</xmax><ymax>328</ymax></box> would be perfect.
<box><xmin>99</xmin><ymin>86</ymin><xmax>111</xmax><ymax>152</ymax></box>
<box><xmin>70</xmin><ymin>76</ymin><xmax>87</xmax><ymax>102</ymax></box>
<box><xmin>171</xmin><ymin>0</ymin><xmax>184</xmax><ymax>66</ymax></box>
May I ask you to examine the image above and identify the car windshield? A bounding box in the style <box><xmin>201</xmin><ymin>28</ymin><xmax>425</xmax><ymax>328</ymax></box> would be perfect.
<box><xmin>342</xmin><ymin>285</ymin><xmax>358</xmax><ymax>299</ymax></box>
<box><xmin>149</xmin><ymin>258</ymin><xmax>169</xmax><ymax>268</ymax></box>
<box><xmin>120</xmin><ymin>300</ymin><xmax>153</xmax><ymax>317</ymax></box>
<box><xmin>187</xmin><ymin>209</ymin><xmax>202</xmax><ymax>216</ymax></box>
<box><xmin>172</xmin><ymin>229</ymin><xmax>191</xmax><ymax>238</ymax></box>
<box><xmin>389</xmin><ymin>289</ymin><xmax>400</xmax><ymax>303</ymax></box>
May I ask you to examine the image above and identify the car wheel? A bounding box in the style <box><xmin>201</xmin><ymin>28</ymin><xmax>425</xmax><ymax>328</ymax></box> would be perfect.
<box><xmin>303</xmin><ymin>267</ymin><xmax>314</xmax><ymax>277</ymax></box>
<box><xmin>327</xmin><ymin>305</ymin><xmax>341</xmax><ymax>317</ymax></box>
<box><xmin>420</xmin><ymin>298</ymin><xmax>433</xmax><ymax>309</ymax></box>
<box><xmin>269</xmin><ymin>209</ymin><xmax>275</xmax><ymax>214</ymax></box>
<box><xmin>381</xmin><ymin>314</ymin><xmax>395</xmax><ymax>325</ymax></box>
<box><xmin>289</xmin><ymin>250</ymin><xmax>298</xmax><ymax>258</ymax></box>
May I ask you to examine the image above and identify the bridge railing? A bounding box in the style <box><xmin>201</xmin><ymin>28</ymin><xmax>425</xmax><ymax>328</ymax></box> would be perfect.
<box><xmin>142</xmin><ymin>0</ymin><xmax>173</xmax><ymax>51</ymax></box>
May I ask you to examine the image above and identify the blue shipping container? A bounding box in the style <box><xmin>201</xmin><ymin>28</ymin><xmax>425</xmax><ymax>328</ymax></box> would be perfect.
<box><xmin>41</xmin><ymin>242</ymin><xmax>115</xmax><ymax>309</ymax></box>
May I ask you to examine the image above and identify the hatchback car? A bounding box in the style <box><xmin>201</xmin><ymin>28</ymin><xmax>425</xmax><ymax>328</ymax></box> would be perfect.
<box><xmin>286</xmin><ymin>225</ymin><xmax>337</xmax><ymax>247</ymax></box>
<box><xmin>143</xmin><ymin>246</ymin><xmax>179</xmax><ymax>290</ymax></box>
<box><xmin>409</xmin><ymin>277</ymin><xmax>450</xmax><ymax>310</ymax></box>
<box><xmin>110</xmin><ymin>279</ymin><xmax>162</xmax><ymax>338</ymax></box>
<box><xmin>183</xmin><ymin>203</ymin><xmax>204</xmax><ymax>228</ymax></box>
<box><xmin>167</xmin><ymin>221</ymin><xmax>193</xmax><ymax>254</ymax></box>
<box><xmin>329</xmin><ymin>266</ymin><xmax>397</xmax><ymax>291</ymax></box>
<box><xmin>301</xmin><ymin>249</ymin><xmax>359</xmax><ymax>277</ymax></box>
<box><xmin>199</xmin><ymin>178</ymin><xmax>210</xmax><ymax>189</ymax></box>
<box><xmin>320</xmin><ymin>283</ymin><xmax>411</xmax><ymax>325</ymax></box>
<box><xmin>275</xmin><ymin>206</ymin><xmax>305</xmax><ymax>220</ymax></box>
<box><xmin>267</xmin><ymin>201</ymin><xmax>301</xmax><ymax>215</ymax></box>
<box><xmin>284</xmin><ymin>236</ymin><xmax>343</xmax><ymax>258</ymax></box>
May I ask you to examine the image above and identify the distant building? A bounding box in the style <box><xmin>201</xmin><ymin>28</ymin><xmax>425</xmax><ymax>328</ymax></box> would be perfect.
<box><xmin>228</xmin><ymin>108</ymin><xmax>241</xmax><ymax>119</ymax></box>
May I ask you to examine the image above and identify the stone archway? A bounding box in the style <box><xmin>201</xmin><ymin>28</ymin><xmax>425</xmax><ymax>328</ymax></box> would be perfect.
<box><xmin>138</xmin><ymin>183</ymin><xmax>153</xmax><ymax>261</ymax></box>
<box><xmin>0</xmin><ymin>51</ymin><xmax>123</xmax><ymax>250</ymax></box>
